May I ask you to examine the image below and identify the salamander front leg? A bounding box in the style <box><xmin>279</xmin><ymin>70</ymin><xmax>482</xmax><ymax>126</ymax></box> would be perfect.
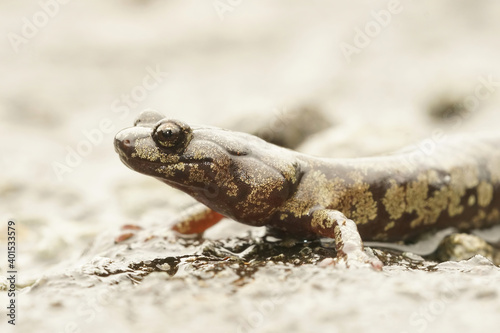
<box><xmin>311</xmin><ymin>209</ymin><xmax>383</xmax><ymax>269</ymax></box>
<box><xmin>171</xmin><ymin>204</ymin><xmax>225</xmax><ymax>234</ymax></box>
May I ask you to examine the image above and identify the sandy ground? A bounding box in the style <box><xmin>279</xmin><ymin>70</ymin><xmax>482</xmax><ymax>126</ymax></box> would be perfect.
<box><xmin>1</xmin><ymin>1</ymin><xmax>500</xmax><ymax>332</ymax></box>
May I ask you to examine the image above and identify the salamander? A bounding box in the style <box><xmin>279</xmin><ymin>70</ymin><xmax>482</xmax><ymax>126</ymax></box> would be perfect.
<box><xmin>114</xmin><ymin>110</ymin><xmax>500</xmax><ymax>266</ymax></box>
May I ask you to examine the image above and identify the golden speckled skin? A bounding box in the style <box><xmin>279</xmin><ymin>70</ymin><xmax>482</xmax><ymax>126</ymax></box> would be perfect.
<box><xmin>269</xmin><ymin>134</ymin><xmax>500</xmax><ymax>241</ymax></box>
<box><xmin>115</xmin><ymin>111</ymin><xmax>500</xmax><ymax>243</ymax></box>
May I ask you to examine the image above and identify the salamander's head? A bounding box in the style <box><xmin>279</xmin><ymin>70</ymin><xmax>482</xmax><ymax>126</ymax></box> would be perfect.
<box><xmin>114</xmin><ymin>110</ymin><xmax>301</xmax><ymax>224</ymax></box>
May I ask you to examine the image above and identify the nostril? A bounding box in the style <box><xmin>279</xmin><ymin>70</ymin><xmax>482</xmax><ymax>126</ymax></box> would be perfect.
<box><xmin>114</xmin><ymin>126</ymin><xmax>151</xmax><ymax>154</ymax></box>
<box><xmin>114</xmin><ymin>134</ymin><xmax>133</xmax><ymax>154</ymax></box>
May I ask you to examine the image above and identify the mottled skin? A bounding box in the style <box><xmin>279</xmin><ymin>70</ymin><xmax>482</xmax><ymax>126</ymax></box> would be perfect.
<box><xmin>115</xmin><ymin>110</ymin><xmax>500</xmax><ymax>264</ymax></box>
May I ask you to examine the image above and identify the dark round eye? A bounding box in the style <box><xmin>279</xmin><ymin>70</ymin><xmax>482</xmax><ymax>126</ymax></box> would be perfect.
<box><xmin>155</xmin><ymin>122</ymin><xmax>182</xmax><ymax>148</ymax></box>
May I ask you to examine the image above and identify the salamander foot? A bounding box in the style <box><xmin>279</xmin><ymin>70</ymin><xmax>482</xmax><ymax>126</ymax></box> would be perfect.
<box><xmin>312</xmin><ymin>209</ymin><xmax>383</xmax><ymax>270</ymax></box>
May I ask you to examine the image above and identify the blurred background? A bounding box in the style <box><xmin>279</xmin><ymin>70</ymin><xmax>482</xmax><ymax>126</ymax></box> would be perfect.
<box><xmin>1</xmin><ymin>1</ymin><xmax>500</xmax><ymax>331</ymax></box>
<box><xmin>2</xmin><ymin>0</ymin><xmax>500</xmax><ymax>289</ymax></box>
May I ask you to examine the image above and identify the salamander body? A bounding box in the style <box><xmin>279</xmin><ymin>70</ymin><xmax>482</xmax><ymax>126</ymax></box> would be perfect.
<box><xmin>114</xmin><ymin>110</ymin><xmax>500</xmax><ymax>245</ymax></box>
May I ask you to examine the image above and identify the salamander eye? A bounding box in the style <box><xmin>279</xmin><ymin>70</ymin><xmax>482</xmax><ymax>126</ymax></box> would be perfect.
<box><xmin>153</xmin><ymin>119</ymin><xmax>192</xmax><ymax>151</ymax></box>
<box><xmin>154</xmin><ymin>122</ymin><xmax>183</xmax><ymax>148</ymax></box>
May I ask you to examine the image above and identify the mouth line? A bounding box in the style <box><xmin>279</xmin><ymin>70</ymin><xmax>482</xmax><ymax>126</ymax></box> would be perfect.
<box><xmin>116</xmin><ymin>148</ymin><xmax>129</xmax><ymax>161</ymax></box>
<box><xmin>165</xmin><ymin>158</ymin><xmax>213</xmax><ymax>168</ymax></box>
<box><xmin>120</xmin><ymin>153</ymin><xmax>213</xmax><ymax>168</ymax></box>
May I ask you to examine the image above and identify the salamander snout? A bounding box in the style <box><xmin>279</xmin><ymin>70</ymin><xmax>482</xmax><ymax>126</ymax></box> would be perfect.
<box><xmin>114</xmin><ymin>131</ymin><xmax>128</xmax><ymax>155</ymax></box>
<box><xmin>114</xmin><ymin>126</ymin><xmax>152</xmax><ymax>157</ymax></box>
